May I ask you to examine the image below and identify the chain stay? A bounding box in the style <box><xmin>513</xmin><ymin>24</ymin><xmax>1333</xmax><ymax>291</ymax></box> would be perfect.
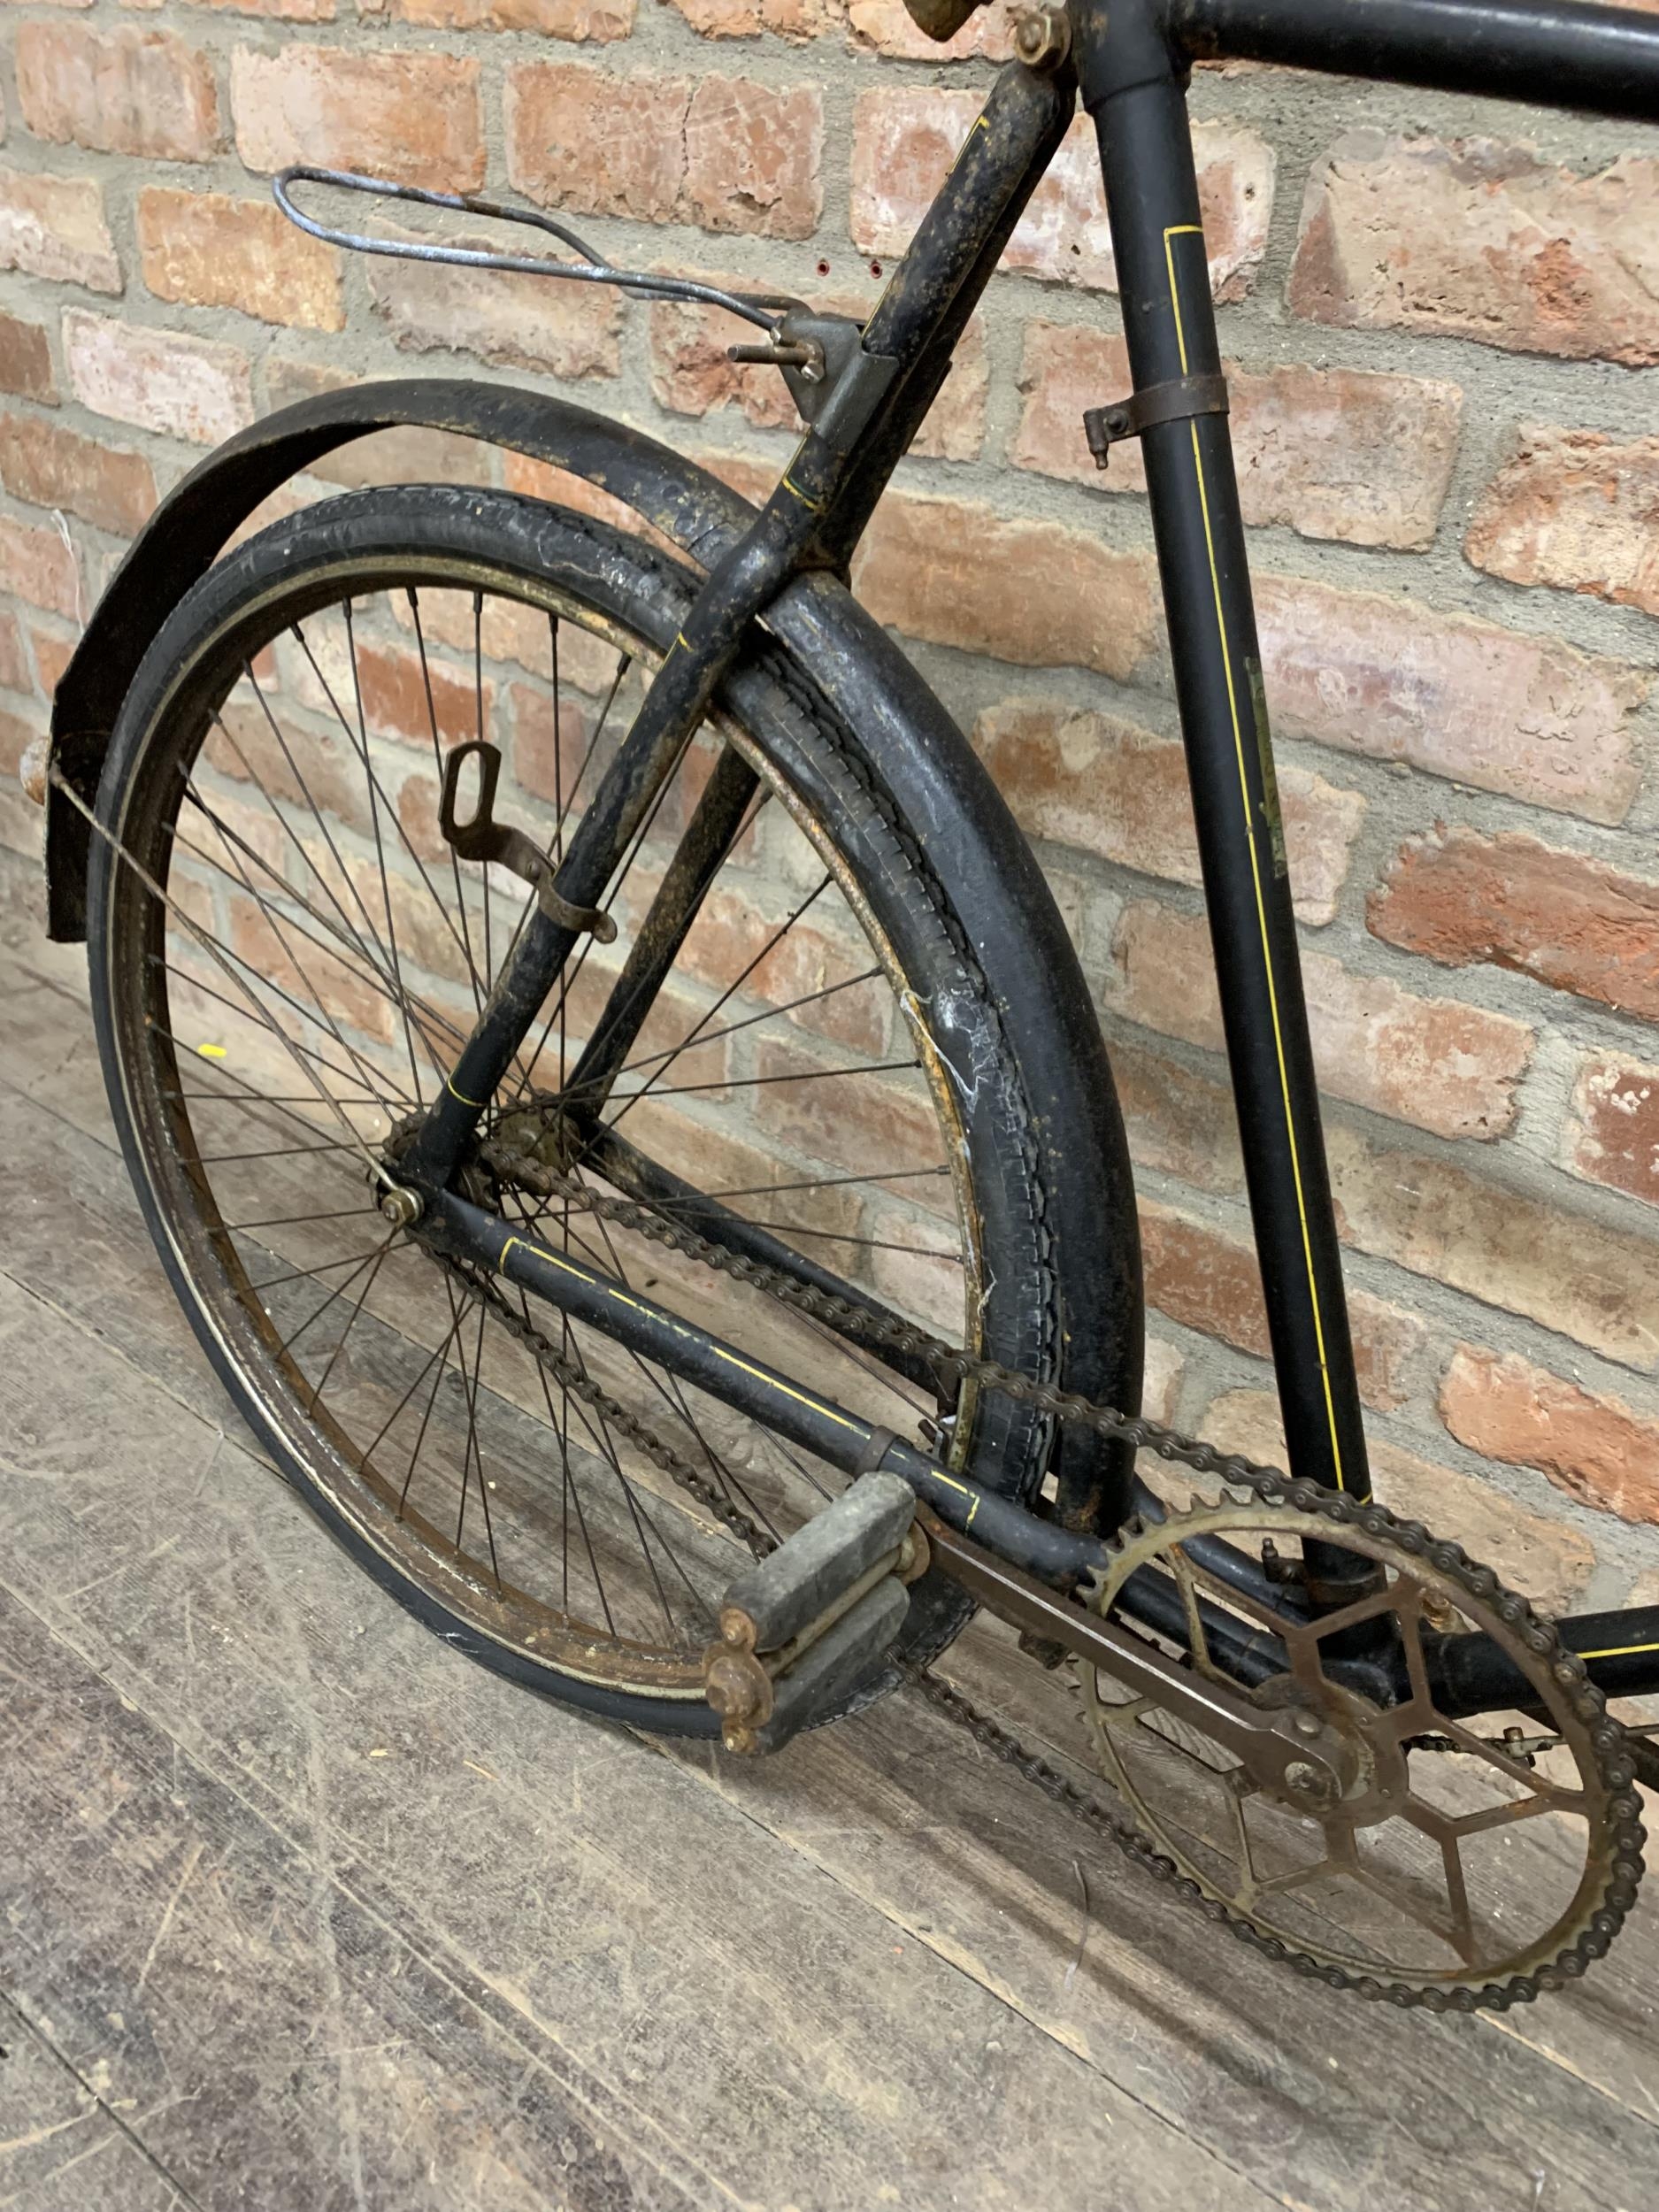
<box><xmin>464</xmin><ymin>1146</ymin><xmax>1645</xmax><ymax>2013</ymax></box>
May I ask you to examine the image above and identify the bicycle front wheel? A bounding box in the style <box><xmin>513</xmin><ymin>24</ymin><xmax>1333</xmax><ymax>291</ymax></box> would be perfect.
<box><xmin>87</xmin><ymin>482</ymin><xmax>1133</xmax><ymax>1732</ymax></box>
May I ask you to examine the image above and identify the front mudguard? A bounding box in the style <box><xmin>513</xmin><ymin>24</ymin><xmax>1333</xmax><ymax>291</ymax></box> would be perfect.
<box><xmin>50</xmin><ymin>375</ymin><xmax>1143</xmax><ymax>1517</ymax></box>
<box><xmin>45</xmin><ymin>378</ymin><xmax>755</xmax><ymax>942</ymax></box>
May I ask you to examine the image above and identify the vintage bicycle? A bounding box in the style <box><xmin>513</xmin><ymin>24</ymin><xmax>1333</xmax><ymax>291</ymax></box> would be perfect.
<box><xmin>40</xmin><ymin>0</ymin><xmax>1659</xmax><ymax>2013</ymax></box>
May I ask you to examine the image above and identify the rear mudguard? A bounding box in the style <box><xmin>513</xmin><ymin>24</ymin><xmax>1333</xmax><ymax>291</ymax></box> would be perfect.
<box><xmin>48</xmin><ymin>375</ymin><xmax>1143</xmax><ymax>1509</ymax></box>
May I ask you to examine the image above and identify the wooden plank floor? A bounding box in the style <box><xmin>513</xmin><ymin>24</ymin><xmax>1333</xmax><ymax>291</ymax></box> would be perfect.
<box><xmin>3</xmin><ymin>864</ymin><xmax>1657</xmax><ymax>2212</ymax></box>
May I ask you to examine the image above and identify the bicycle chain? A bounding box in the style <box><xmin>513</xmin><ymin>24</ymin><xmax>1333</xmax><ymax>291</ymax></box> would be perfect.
<box><xmin>447</xmin><ymin>1143</ymin><xmax>1646</xmax><ymax>2013</ymax></box>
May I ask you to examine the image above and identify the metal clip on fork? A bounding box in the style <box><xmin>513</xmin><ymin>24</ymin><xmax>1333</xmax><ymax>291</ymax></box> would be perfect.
<box><xmin>440</xmin><ymin>740</ymin><xmax>618</xmax><ymax>943</ymax></box>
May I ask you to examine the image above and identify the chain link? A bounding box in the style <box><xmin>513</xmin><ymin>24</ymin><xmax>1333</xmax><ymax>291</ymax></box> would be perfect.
<box><xmin>455</xmin><ymin>1143</ymin><xmax>1645</xmax><ymax>2012</ymax></box>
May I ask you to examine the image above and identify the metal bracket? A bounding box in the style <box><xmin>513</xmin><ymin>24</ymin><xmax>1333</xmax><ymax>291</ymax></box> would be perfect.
<box><xmin>1083</xmin><ymin>370</ymin><xmax>1230</xmax><ymax>469</ymax></box>
<box><xmin>439</xmin><ymin>740</ymin><xmax>618</xmax><ymax>942</ymax></box>
<box><xmin>727</xmin><ymin>308</ymin><xmax>901</xmax><ymax>452</ymax></box>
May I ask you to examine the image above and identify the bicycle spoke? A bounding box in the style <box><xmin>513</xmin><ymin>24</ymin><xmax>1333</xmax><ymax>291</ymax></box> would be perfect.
<box><xmin>109</xmin><ymin>546</ymin><xmax>988</xmax><ymax>1691</ymax></box>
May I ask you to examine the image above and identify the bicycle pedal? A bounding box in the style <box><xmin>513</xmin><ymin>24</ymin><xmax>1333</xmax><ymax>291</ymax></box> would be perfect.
<box><xmin>703</xmin><ymin>1471</ymin><xmax>926</xmax><ymax>1754</ymax></box>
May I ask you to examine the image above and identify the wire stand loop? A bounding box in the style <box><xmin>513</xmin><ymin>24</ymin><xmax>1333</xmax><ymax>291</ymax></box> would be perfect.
<box><xmin>273</xmin><ymin>165</ymin><xmax>807</xmax><ymax>334</ymax></box>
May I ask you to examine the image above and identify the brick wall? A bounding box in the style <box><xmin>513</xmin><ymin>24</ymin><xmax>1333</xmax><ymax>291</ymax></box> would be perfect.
<box><xmin>1</xmin><ymin>2</ymin><xmax>1657</xmax><ymax>1609</ymax></box>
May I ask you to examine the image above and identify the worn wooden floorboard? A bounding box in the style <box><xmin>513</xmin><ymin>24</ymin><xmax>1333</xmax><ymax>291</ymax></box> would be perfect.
<box><xmin>3</xmin><ymin>893</ymin><xmax>1657</xmax><ymax>2208</ymax></box>
<box><xmin>0</xmin><ymin>1269</ymin><xmax>1268</xmax><ymax>2212</ymax></box>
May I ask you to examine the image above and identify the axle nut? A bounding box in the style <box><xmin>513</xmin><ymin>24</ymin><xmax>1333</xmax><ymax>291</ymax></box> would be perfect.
<box><xmin>1013</xmin><ymin>5</ymin><xmax>1071</xmax><ymax>71</ymax></box>
<box><xmin>380</xmin><ymin>1186</ymin><xmax>423</xmax><ymax>1228</ymax></box>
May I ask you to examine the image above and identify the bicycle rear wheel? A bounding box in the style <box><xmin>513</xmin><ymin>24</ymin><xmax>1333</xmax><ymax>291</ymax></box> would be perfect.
<box><xmin>87</xmin><ymin>483</ymin><xmax>1136</xmax><ymax>1731</ymax></box>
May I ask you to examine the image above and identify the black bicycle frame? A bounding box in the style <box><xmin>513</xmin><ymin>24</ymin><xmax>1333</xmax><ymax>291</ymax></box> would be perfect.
<box><xmin>402</xmin><ymin>0</ymin><xmax>1659</xmax><ymax>1718</ymax></box>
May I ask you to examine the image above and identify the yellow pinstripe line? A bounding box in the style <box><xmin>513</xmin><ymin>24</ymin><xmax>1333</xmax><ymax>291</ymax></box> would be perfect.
<box><xmin>445</xmin><ymin>1073</ymin><xmax>486</xmax><ymax>1108</ymax></box>
<box><xmin>1163</xmin><ymin>224</ymin><xmax>1348</xmax><ymax>1492</ymax></box>
<box><xmin>780</xmin><ymin>473</ymin><xmax>825</xmax><ymax>512</ymax></box>
<box><xmin>495</xmin><ymin>1236</ymin><xmax>863</xmax><ymax>1433</ymax></box>
<box><xmin>949</xmin><ymin>112</ymin><xmax>991</xmax><ymax>176</ymax></box>
<box><xmin>1576</xmin><ymin>1640</ymin><xmax>1659</xmax><ymax>1661</ymax></box>
<box><xmin>707</xmin><ymin>1346</ymin><xmax>862</xmax><ymax>1432</ymax></box>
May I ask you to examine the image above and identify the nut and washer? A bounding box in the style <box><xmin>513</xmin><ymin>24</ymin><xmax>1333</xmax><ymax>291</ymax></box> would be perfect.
<box><xmin>380</xmin><ymin>1185</ymin><xmax>424</xmax><ymax>1228</ymax></box>
<box><xmin>1013</xmin><ymin>5</ymin><xmax>1071</xmax><ymax>72</ymax></box>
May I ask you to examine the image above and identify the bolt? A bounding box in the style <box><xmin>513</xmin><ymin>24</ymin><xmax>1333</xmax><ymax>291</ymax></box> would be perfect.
<box><xmin>1013</xmin><ymin>5</ymin><xmax>1071</xmax><ymax>71</ymax></box>
<box><xmin>1284</xmin><ymin>1760</ymin><xmax>1332</xmax><ymax>1801</ymax></box>
<box><xmin>380</xmin><ymin>1186</ymin><xmax>423</xmax><ymax>1228</ymax></box>
<box><xmin>1292</xmin><ymin>1709</ymin><xmax>1323</xmax><ymax>1740</ymax></box>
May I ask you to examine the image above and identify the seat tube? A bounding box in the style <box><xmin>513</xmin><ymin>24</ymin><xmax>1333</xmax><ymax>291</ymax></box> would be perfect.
<box><xmin>1073</xmin><ymin>0</ymin><xmax>1372</xmax><ymax>1505</ymax></box>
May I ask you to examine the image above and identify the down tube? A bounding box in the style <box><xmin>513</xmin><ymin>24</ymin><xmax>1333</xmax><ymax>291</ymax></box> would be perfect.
<box><xmin>1081</xmin><ymin>19</ymin><xmax>1371</xmax><ymax>1504</ymax></box>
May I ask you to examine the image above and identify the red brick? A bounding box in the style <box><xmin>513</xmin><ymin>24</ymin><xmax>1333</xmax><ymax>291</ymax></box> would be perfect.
<box><xmin>1440</xmin><ymin>1346</ymin><xmax>1659</xmax><ymax>1525</ymax></box>
<box><xmin>0</xmin><ymin>706</ymin><xmax>43</xmax><ymax>789</ymax></box>
<box><xmin>972</xmin><ymin>700</ymin><xmax>1364</xmax><ymax>926</ymax></box>
<box><xmin>1142</xmin><ymin>1334</ymin><xmax>1185</xmax><ymax>1426</ymax></box>
<box><xmin>205</xmin><ymin>702</ymin><xmax>373</xmax><ymax>840</ymax></box>
<box><xmin>231</xmin><ymin>45</ymin><xmax>484</xmax><ymax>194</ymax></box>
<box><xmin>30</xmin><ymin>623</ymin><xmax>75</xmax><ymax>699</ymax></box>
<box><xmin>664</xmin><ymin>0</ymin><xmax>832</xmax><ymax>38</ymax></box>
<box><xmin>682</xmin><ymin>78</ymin><xmax>822</xmax><ymax>240</ymax></box>
<box><xmin>507</xmin><ymin>62</ymin><xmax>687</xmax><ymax>223</ymax></box>
<box><xmin>17</xmin><ymin>25</ymin><xmax>221</xmax><ymax>162</ymax></box>
<box><xmin>0</xmin><ymin>513</ymin><xmax>79</xmax><ymax>618</ymax></box>
<box><xmin>510</xmin><ymin>681</ymin><xmax>588</xmax><ymax>808</ymax></box>
<box><xmin>0</xmin><ymin>168</ymin><xmax>119</xmax><ymax>293</ymax></box>
<box><xmin>851</xmin><ymin>493</ymin><xmax>1158</xmax><ymax>680</ymax></box>
<box><xmin>1255</xmin><ymin>573</ymin><xmax>1644</xmax><ymax>825</ymax></box>
<box><xmin>1466</xmin><ymin>426</ymin><xmax>1659</xmax><ymax>617</ymax></box>
<box><xmin>65</xmin><ymin>310</ymin><xmax>253</xmax><ymax>445</ymax></box>
<box><xmin>0</xmin><ymin>410</ymin><xmax>154</xmax><ymax>535</ymax></box>
<box><xmin>355</xmin><ymin>641</ymin><xmax>488</xmax><ymax>751</ymax></box>
<box><xmin>678</xmin><ymin>889</ymin><xmax>887</xmax><ymax>1056</ymax></box>
<box><xmin>908</xmin><ymin>317</ymin><xmax>989</xmax><ymax>463</ymax></box>
<box><xmin>1204</xmin><ymin>1388</ymin><xmax>1595</xmax><ymax>1612</ymax></box>
<box><xmin>650</xmin><ymin>284</ymin><xmax>812</xmax><ymax>434</ymax></box>
<box><xmin>366</xmin><ymin>235</ymin><xmax>619</xmax><ymax>380</ymax></box>
<box><xmin>177</xmin><ymin>0</ymin><xmax>334</xmax><ymax>17</ymax></box>
<box><xmin>137</xmin><ymin>188</ymin><xmax>342</xmax><ymax>333</ymax></box>
<box><xmin>369</xmin><ymin>0</ymin><xmax>628</xmax><ymax>32</ymax></box>
<box><xmin>507</xmin><ymin>64</ymin><xmax>821</xmax><ymax>241</ymax></box>
<box><xmin>1141</xmin><ymin>1200</ymin><xmax>1424</xmax><ymax>1410</ymax></box>
<box><xmin>388</xmin><ymin>579</ymin><xmax>617</xmax><ymax>691</ymax></box>
<box><xmin>649</xmin><ymin>280</ymin><xmax>985</xmax><ymax>458</ymax></box>
<box><xmin>227</xmin><ymin>891</ymin><xmax>396</xmax><ymax>1047</ymax></box>
<box><xmin>634</xmin><ymin>1099</ymin><xmax>864</xmax><ymax>1253</ymax></box>
<box><xmin>1566</xmin><ymin>1052</ymin><xmax>1659</xmax><ymax>1209</ymax></box>
<box><xmin>0</xmin><ymin>313</ymin><xmax>57</xmax><ymax>403</ymax></box>
<box><xmin>1291</xmin><ymin>133</ymin><xmax>1659</xmax><ymax>365</ymax></box>
<box><xmin>1110</xmin><ymin>1037</ymin><xmax>1243</xmax><ymax>1194</ymax></box>
<box><xmin>1325</xmin><ymin>1120</ymin><xmax>1659</xmax><ymax>1373</ymax></box>
<box><xmin>1011</xmin><ymin>325</ymin><xmax>1462</xmax><ymax>551</ymax></box>
<box><xmin>1370</xmin><ymin>826</ymin><xmax>1659</xmax><ymax>1024</ymax></box>
<box><xmin>0</xmin><ymin>612</ymin><xmax>30</xmax><ymax>695</ymax></box>
<box><xmin>850</xmin><ymin>91</ymin><xmax>1273</xmax><ymax>298</ymax></box>
<box><xmin>847</xmin><ymin>0</ymin><xmax>1010</xmax><ymax>58</ymax></box>
<box><xmin>1107</xmin><ymin>900</ymin><xmax>1533</xmax><ymax>1141</ymax></box>
<box><xmin>752</xmin><ymin>1033</ymin><xmax>945</xmax><ymax>1185</ymax></box>
<box><xmin>266</xmin><ymin>360</ymin><xmax>498</xmax><ymax>490</ymax></box>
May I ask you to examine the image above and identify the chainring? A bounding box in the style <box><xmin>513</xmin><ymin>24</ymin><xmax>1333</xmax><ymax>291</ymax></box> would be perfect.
<box><xmin>1078</xmin><ymin>1487</ymin><xmax>1647</xmax><ymax>2009</ymax></box>
<box><xmin>466</xmin><ymin>1144</ymin><xmax>1648</xmax><ymax>2010</ymax></box>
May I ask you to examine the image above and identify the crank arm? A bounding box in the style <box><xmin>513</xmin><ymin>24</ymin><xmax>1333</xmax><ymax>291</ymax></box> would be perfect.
<box><xmin>919</xmin><ymin>1516</ymin><xmax>1344</xmax><ymax>1799</ymax></box>
<box><xmin>417</xmin><ymin>1183</ymin><xmax>1341</xmax><ymax>1793</ymax></box>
